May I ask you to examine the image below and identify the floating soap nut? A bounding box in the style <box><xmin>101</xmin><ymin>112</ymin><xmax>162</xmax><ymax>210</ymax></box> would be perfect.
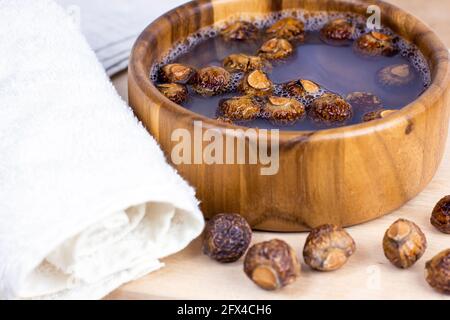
<box><xmin>218</xmin><ymin>96</ymin><xmax>262</xmax><ymax>121</ymax></box>
<box><xmin>265</xmin><ymin>17</ymin><xmax>305</xmax><ymax>42</ymax></box>
<box><xmin>220</xmin><ymin>21</ymin><xmax>259</xmax><ymax>41</ymax></box>
<box><xmin>258</xmin><ymin>38</ymin><xmax>294</xmax><ymax>60</ymax></box>
<box><xmin>192</xmin><ymin>66</ymin><xmax>231</xmax><ymax>96</ymax></box>
<box><xmin>383</xmin><ymin>219</ymin><xmax>427</xmax><ymax>269</ymax></box>
<box><xmin>223</xmin><ymin>54</ymin><xmax>266</xmax><ymax>73</ymax></box>
<box><xmin>310</xmin><ymin>93</ymin><xmax>352</xmax><ymax>123</ymax></box>
<box><xmin>362</xmin><ymin>109</ymin><xmax>396</xmax><ymax>122</ymax></box>
<box><xmin>156</xmin><ymin>83</ymin><xmax>188</xmax><ymax>104</ymax></box>
<box><xmin>303</xmin><ymin>224</ymin><xmax>356</xmax><ymax>272</ymax></box>
<box><xmin>203</xmin><ymin>213</ymin><xmax>252</xmax><ymax>263</ymax></box>
<box><xmin>215</xmin><ymin>116</ymin><xmax>235</xmax><ymax>125</ymax></box>
<box><xmin>377</xmin><ymin>64</ymin><xmax>416</xmax><ymax>87</ymax></box>
<box><xmin>282</xmin><ymin>79</ymin><xmax>322</xmax><ymax>100</ymax></box>
<box><xmin>354</xmin><ymin>31</ymin><xmax>398</xmax><ymax>57</ymax></box>
<box><xmin>431</xmin><ymin>195</ymin><xmax>450</xmax><ymax>234</ymax></box>
<box><xmin>244</xmin><ymin>239</ymin><xmax>301</xmax><ymax>291</ymax></box>
<box><xmin>320</xmin><ymin>18</ymin><xmax>355</xmax><ymax>45</ymax></box>
<box><xmin>346</xmin><ymin>92</ymin><xmax>382</xmax><ymax>113</ymax></box>
<box><xmin>425</xmin><ymin>249</ymin><xmax>450</xmax><ymax>294</ymax></box>
<box><xmin>159</xmin><ymin>63</ymin><xmax>196</xmax><ymax>84</ymax></box>
<box><xmin>262</xmin><ymin>96</ymin><xmax>306</xmax><ymax>124</ymax></box>
<box><xmin>238</xmin><ymin>70</ymin><xmax>274</xmax><ymax>97</ymax></box>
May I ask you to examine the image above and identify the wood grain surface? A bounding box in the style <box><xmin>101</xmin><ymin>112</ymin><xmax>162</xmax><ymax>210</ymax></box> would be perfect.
<box><xmin>109</xmin><ymin>0</ymin><xmax>450</xmax><ymax>299</ymax></box>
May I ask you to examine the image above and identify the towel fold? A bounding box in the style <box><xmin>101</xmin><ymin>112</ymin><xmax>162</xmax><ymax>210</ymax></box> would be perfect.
<box><xmin>0</xmin><ymin>0</ymin><xmax>204</xmax><ymax>300</ymax></box>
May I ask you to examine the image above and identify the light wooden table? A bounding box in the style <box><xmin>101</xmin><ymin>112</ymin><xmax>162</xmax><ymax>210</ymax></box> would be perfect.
<box><xmin>108</xmin><ymin>0</ymin><xmax>450</xmax><ymax>300</ymax></box>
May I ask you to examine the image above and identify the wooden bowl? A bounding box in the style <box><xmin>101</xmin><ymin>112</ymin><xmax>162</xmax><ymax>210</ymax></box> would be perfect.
<box><xmin>129</xmin><ymin>0</ymin><xmax>450</xmax><ymax>231</ymax></box>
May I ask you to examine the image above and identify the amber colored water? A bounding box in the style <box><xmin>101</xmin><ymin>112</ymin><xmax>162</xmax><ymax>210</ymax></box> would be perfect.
<box><xmin>171</xmin><ymin>31</ymin><xmax>427</xmax><ymax>131</ymax></box>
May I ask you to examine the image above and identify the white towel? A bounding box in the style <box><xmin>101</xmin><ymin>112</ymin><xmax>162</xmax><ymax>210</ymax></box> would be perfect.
<box><xmin>56</xmin><ymin>0</ymin><xmax>188</xmax><ymax>76</ymax></box>
<box><xmin>0</xmin><ymin>0</ymin><xmax>204</xmax><ymax>300</ymax></box>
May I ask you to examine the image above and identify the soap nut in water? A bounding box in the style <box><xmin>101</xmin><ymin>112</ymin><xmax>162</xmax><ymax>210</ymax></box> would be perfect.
<box><xmin>192</xmin><ymin>66</ymin><xmax>231</xmax><ymax>96</ymax></box>
<box><xmin>258</xmin><ymin>38</ymin><xmax>294</xmax><ymax>60</ymax></box>
<box><xmin>238</xmin><ymin>70</ymin><xmax>273</xmax><ymax>97</ymax></box>
<box><xmin>218</xmin><ymin>96</ymin><xmax>261</xmax><ymax>121</ymax></box>
<box><xmin>303</xmin><ymin>224</ymin><xmax>356</xmax><ymax>272</ymax></box>
<box><xmin>244</xmin><ymin>239</ymin><xmax>301</xmax><ymax>290</ymax></box>
<box><xmin>262</xmin><ymin>96</ymin><xmax>306</xmax><ymax>124</ymax></box>
<box><xmin>265</xmin><ymin>17</ymin><xmax>305</xmax><ymax>42</ymax></box>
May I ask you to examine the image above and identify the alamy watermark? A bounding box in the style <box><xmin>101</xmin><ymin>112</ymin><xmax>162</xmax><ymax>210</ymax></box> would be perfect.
<box><xmin>171</xmin><ymin>121</ymin><xmax>280</xmax><ymax>176</ymax></box>
<box><xmin>367</xmin><ymin>5</ymin><xmax>382</xmax><ymax>30</ymax></box>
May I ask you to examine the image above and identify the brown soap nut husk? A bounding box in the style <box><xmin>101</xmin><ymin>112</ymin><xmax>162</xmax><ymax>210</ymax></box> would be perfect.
<box><xmin>362</xmin><ymin>108</ymin><xmax>396</xmax><ymax>122</ymax></box>
<box><xmin>320</xmin><ymin>18</ymin><xmax>355</xmax><ymax>45</ymax></box>
<box><xmin>221</xmin><ymin>21</ymin><xmax>259</xmax><ymax>41</ymax></box>
<box><xmin>262</xmin><ymin>96</ymin><xmax>306</xmax><ymax>124</ymax></box>
<box><xmin>431</xmin><ymin>195</ymin><xmax>450</xmax><ymax>234</ymax></box>
<box><xmin>425</xmin><ymin>249</ymin><xmax>450</xmax><ymax>294</ymax></box>
<box><xmin>203</xmin><ymin>213</ymin><xmax>252</xmax><ymax>263</ymax></box>
<box><xmin>283</xmin><ymin>79</ymin><xmax>321</xmax><ymax>99</ymax></box>
<box><xmin>159</xmin><ymin>63</ymin><xmax>196</xmax><ymax>84</ymax></box>
<box><xmin>216</xmin><ymin>116</ymin><xmax>235</xmax><ymax>125</ymax></box>
<box><xmin>346</xmin><ymin>92</ymin><xmax>382</xmax><ymax>113</ymax></box>
<box><xmin>377</xmin><ymin>64</ymin><xmax>416</xmax><ymax>87</ymax></box>
<box><xmin>266</xmin><ymin>17</ymin><xmax>305</xmax><ymax>42</ymax></box>
<box><xmin>192</xmin><ymin>66</ymin><xmax>231</xmax><ymax>96</ymax></box>
<box><xmin>303</xmin><ymin>224</ymin><xmax>356</xmax><ymax>272</ymax></box>
<box><xmin>244</xmin><ymin>239</ymin><xmax>301</xmax><ymax>290</ymax></box>
<box><xmin>354</xmin><ymin>31</ymin><xmax>398</xmax><ymax>57</ymax></box>
<box><xmin>157</xmin><ymin>83</ymin><xmax>189</xmax><ymax>104</ymax></box>
<box><xmin>238</xmin><ymin>70</ymin><xmax>274</xmax><ymax>97</ymax></box>
<box><xmin>383</xmin><ymin>219</ymin><xmax>427</xmax><ymax>269</ymax></box>
<box><xmin>258</xmin><ymin>38</ymin><xmax>294</xmax><ymax>60</ymax></box>
<box><xmin>223</xmin><ymin>54</ymin><xmax>266</xmax><ymax>73</ymax></box>
<box><xmin>310</xmin><ymin>93</ymin><xmax>352</xmax><ymax>123</ymax></box>
<box><xmin>219</xmin><ymin>96</ymin><xmax>261</xmax><ymax>121</ymax></box>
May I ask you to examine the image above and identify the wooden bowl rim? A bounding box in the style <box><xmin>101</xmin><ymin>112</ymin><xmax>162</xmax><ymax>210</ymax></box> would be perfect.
<box><xmin>130</xmin><ymin>0</ymin><xmax>450</xmax><ymax>141</ymax></box>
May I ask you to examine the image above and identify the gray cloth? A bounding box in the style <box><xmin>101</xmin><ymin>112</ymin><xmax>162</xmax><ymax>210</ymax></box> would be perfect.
<box><xmin>57</xmin><ymin>0</ymin><xmax>187</xmax><ymax>76</ymax></box>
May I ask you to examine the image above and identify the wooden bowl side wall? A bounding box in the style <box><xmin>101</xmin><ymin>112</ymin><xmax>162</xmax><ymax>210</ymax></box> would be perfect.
<box><xmin>129</xmin><ymin>0</ymin><xmax>450</xmax><ymax>231</ymax></box>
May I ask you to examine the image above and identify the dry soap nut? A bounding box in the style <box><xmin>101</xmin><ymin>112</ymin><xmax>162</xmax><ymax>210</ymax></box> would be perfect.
<box><xmin>320</xmin><ymin>18</ymin><xmax>355</xmax><ymax>45</ymax></box>
<box><xmin>383</xmin><ymin>219</ymin><xmax>427</xmax><ymax>269</ymax></box>
<box><xmin>377</xmin><ymin>64</ymin><xmax>416</xmax><ymax>87</ymax></box>
<box><xmin>354</xmin><ymin>31</ymin><xmax>397</xmax><ymax>57</ymax></box>
<box><xmin>223</xmin><ymin>54</ymin><xmax>265</xmax><ymax>73</ymax></box>
<box><xmin>311</xmin><ymin>93</ymin><xmax>352</xmax><ymax>123</ymax></box>
<box><xmin>262</xmin><ymin>96</ymin><xmax>306</xmax><ymax>124</ymax></box>
<box><xmin>283</xmin><ymin>79</ymin><xmax>321</xmax><ymax>98</ymax></box>
<box><xmin>219</xmin><ymin>96</ymin><xmax>261</xmax><ymax>121</ymax></box>
<box><xmin>238</xmin><ymin>70</ymin><xmax>274</xmax><ymax>97</ymax></box>
<box><xmin>244</xmin><ymin>239</ymin><xmax>301</xmax><ymax>290</ymax></box>
<box><xmin>221</xmin><ymin>21</ymin><xmax>259</xmax><ymax>41</ymax></box>
<box><xmin>362</xmin><ymin>109</ymin><xmax>396</xmax><ymax>122</ymax></box>
<box><xmin>303</xmin><ymin>224</ymin><xmax>356</xmax><ymax>271</ymax></box>
<box><xmin>192</xmin><ymin>66</ymin><xmax>231</xmax><ymax>96</ymax></box>
<box><xmin>346</xmin><ymin>92</ymin><xmax>382</xmax><ymax>113</ymax></box>
<box><xmin>431</xmin><ymin>195</ymin><xmax>450</xmax><ymax>234</ymax></box>
<box><xmin>266</xmin><ymin>17</ymin><xmax>305</xmax><ymax>42</ymax></box>
<box><xmin>159</xmin><ymin>63</ymin><xmax>196</xmax><ymax>84</ymax></box>
<box><xmin>259</xmin><ymin>38</ymin><xmax>294</xmax><ymax>60</ymax></box>
<box><xmin>425</xmin><ymin>249</ymin><xmax>450</xmax><ymax>294</ymax></box>
<box><xmin>157</xmin><ymin>83</ymin><xmax>188</xmax><ymax>104</ymax></box>
<box><xmin>203</xmin><ymin>213</ymin><xmax>252</xmax><ymax>263</ymax></box>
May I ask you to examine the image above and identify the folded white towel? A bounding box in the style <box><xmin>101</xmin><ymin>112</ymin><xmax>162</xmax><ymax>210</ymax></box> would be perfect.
<box><xmin>56</xmin><ymin>0</ymin><xmax>188</xmax><ymax>75</ymax></box>
<box><xmin>0</xmin><ymin>0</ymin><xmax>204</xmax><ymax>300</ymax></box>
